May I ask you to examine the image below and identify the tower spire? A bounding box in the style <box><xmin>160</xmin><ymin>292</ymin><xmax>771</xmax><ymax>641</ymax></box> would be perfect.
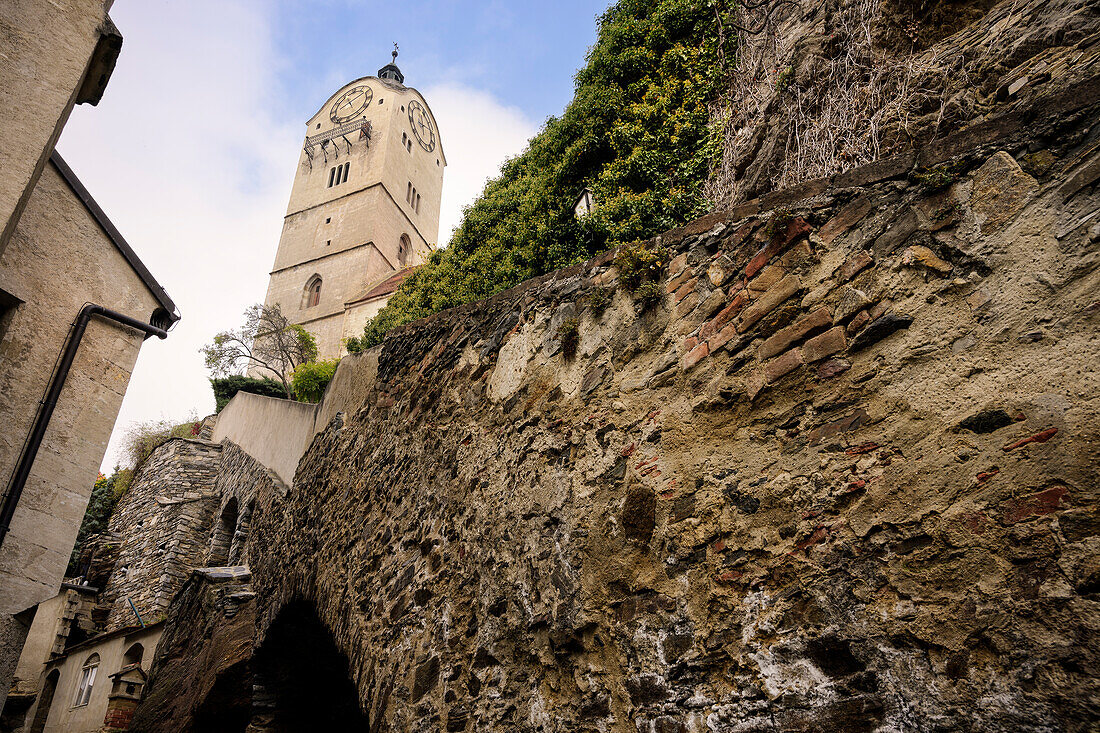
<box><xmin>378</xmin><ymin>43</ymin><xmax>404</xmax><ymax>84</ymax></box>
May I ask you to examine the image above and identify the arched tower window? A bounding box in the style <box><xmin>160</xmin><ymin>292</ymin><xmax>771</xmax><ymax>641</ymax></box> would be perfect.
<box><xmin>398</xmin><ymin>234</ymin><xmax>411</xmax><ymax>267</ymax></box>
<box><xmin>73</xmin><ymin>654</ymin><xmax>100</xmax><ymax>707</ymax></box>
<box><xmin>304</xmin><ymin>276</ymin><xmax>322</xmax><ymax>308</ymax></box>
<box><xmin>341</xmin><ymin>162</ymin><xmax>349</xmax><ymax>184</ymax></box>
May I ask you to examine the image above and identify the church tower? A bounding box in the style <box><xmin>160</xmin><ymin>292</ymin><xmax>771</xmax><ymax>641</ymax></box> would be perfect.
<box><xmin>260</xmin><ymin>49</ymin><xmax>446</xmax><ymax>359</ymax></box>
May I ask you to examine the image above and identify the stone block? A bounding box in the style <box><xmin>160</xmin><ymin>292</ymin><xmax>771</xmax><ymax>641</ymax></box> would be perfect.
<box><xmin>816</xmin><ymin>358</ymin><xmax>851</xmax><ymax>380</ymax></box>
<box><xmin>745</xmin><ymin>217</ymin><xmax>812</xmax><ymax>279</ymax></box>
<box><xmin>901</xmin><ymin>245</ymin><xmax>951</xmax><ymax>274</ymax></box>
<box><xmin>848</xmin><ymin>313</ymin><xmax>913</xmax><ymax>351</ymax></box>
<box><xmin>758</xmin><ymin>307</ymin><xmax>832</xmax><ymax>359</ymax></box>
<box><xmin>970</xmin><ymin>151</ymin><xmax>1038</xmax><ymax>232</ymax></box>
<box><xmin>818</xmin><ymin>198</ymin><xmax>872</xmax><ymax>245</ymax></box>
<box><xmin>708</xmin><ymin>322</ymin><xmax>740</xmax><ymax>352</ymax></box>
<box><xmin>837</xmin><ymin>250</ymin><xmax>872</xmax><ymax>282</ymax></box>
<box><xmin>666</xmin><ymin>268</ymin><xmax>693</xmax><ymax>294</ymax></box>
<box><xmin>747</xmin><ymin>265</ymin><xmax>786</xmax><ymax>295</ymax></box>
<box><xmin>676</xmin><ymin>290</ymin><xmax>702</xmax><ymax>319</ymax></box>
<box><xmin>668</xmin><ymin>252</ymin><xmax>689</xmax><ymax>277</ymax></box>
<box><xmin>707</xmin><ymin>256</ymin><xmax>735</xmax><ymax>286</ymax></box>
<box><xmin>833</xmin><ymin>287</ymin><xmax>872</xmax><ymax>323</ymax></box>
<box><xmin>683</xmin><ymin>341</ymin><xmax>709</xmax><ymax>370</ymax></box>
<box><xmin>700</xmin><ymin>290</ymin><xmax>747</xmax><ymax>339</ymax></box>
<box><xmin>764</xmin><ymin>348</ymin><xmax>803</xmax><ymax>383</ymax></box>
<box><xmin>802</xmin><ymin>326</ymin><xmax>847</xmax><ymax>362</ymax></box>
<box><xmin>846</xmin><ymin>309</ymin><xmax>870</xmax><ymax>334</ymax></box>
<box><xmin>673</xmin><ymin>277</ymin><xmax>697</xmax><ymax>303</ymax></box>
<box><xmin>737</xmin><ymin>275</ymin><xmax>801</xmax><ymax>333</ymax></box>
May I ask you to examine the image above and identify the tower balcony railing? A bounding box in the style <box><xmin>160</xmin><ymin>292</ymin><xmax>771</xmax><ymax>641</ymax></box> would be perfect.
<box><xmin>303</xmin><ymin>120</ymin><xmax>372</xmax><ymax>167</ymax></box>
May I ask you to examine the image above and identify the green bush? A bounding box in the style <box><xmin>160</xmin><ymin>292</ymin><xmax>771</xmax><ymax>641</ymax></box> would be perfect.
<box><xmin>291</xmin><ymin>359</ymin><xmax>340</xmax><ymax>403</ymax></box>
<box><xmin>557</xmin><ymin>318</ymin><xmax>580</xmax><ymax>359</ymax></box>
<box><xmin>912</xmin><ymin>162</ymin><xmax>963</xmax><ymax>191</ymax></box>
<box><xmin>352</xmin><ymin>0</ymin><xmax>736</xmax><ymax>349</ymax></box>
<box><xmin>210</xmin><ymin>375</ymin><xmax>288</xmax><ymax>412</ymax></box>
<box><xmin>633</xmin><ymin>279</ymin><xmax>665</xmax><ymax>309</ymax></box>
<box><xmin>123</xmin><ymin>418</ymin><xmax>200</xmax><ymax>471</ymax></box>
<box><xmin>67</xmin><ymin>470</ymin><xmax>129</xmax><ymax>576</ymax></box>
<box><xmin>615</xmin><ymin>240</ymin><xmax>669</xmax><ymax>293</ymax></box>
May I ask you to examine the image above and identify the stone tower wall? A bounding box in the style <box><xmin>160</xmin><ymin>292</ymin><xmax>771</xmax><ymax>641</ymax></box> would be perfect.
<box><xmin>263</xmin><ymin>75</ymin><xmax>445</xmax><ymax>360</ymax></box>
<box><xmin>237</xmin><ymin>78</ymin><xmax>1100</xmax><ymax>732</ymax></box>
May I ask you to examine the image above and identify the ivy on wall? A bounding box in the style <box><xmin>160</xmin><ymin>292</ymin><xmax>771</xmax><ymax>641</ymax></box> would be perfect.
<box><xmin>353</xmin><ymin>0</ymin><xmax>735</xmax><ymax>348</ymax></box>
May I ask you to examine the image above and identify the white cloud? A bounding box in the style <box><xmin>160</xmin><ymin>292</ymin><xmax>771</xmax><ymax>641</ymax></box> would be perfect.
<box><xmin>425</xmin><ymin>84</ymin><xmax>538</xmax><ymax>243</ymax></box>
<box><xmin>55</xmin><ymin>2</ymin><xmax>537</xmax><ymax>471</ymax></box>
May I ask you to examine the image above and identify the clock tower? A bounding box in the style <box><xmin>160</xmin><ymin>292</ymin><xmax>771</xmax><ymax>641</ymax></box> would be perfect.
<box><xmin>260</xmin><ymin>49</ymin><xmax>446</xmax><ymax>359</ymax></box>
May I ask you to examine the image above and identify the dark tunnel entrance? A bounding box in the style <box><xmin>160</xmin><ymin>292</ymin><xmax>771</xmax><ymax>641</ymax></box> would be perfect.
<box><xmin>251</xmin><ymin>599</ymin><xmax>369</xmax><ymax>731</ymax></box>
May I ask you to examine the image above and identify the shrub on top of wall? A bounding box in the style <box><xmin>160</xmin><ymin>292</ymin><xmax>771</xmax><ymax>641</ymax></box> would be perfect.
<box><xmin>291</xmin><ymin>359</ymin><xmax>341</xmax><ymax>403</ymax></box>
<box><xmin>211</xmin><ymin>375</ymin><xmax>289</xmax><ymax>412</ymax></box>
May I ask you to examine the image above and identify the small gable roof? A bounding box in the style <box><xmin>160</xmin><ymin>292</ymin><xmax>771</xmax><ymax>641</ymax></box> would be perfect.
<box><xmin>345</xmin><ymin>266</ymin><xmax>418</xmax><ymax>307</ymax></box>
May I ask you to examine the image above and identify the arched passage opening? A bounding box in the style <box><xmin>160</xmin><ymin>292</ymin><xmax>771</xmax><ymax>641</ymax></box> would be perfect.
<box><xmin>123</xmin><ymin>643</ymin><xmax>144</xmax><ymax>668</ymax></box>
<box><xmin>250</xmin><ymin>600</ymin><xmax>369</xmax><ymax>731</ymax></box>
<box><xmin>208</xmin><ymin>498</ymin><xmax>239</xmax><ymax>567</ymax></box>
<box><xmin>28</xmin><ymin>669</ymin><xmax>60</xmax><ymax>733</ymax></box>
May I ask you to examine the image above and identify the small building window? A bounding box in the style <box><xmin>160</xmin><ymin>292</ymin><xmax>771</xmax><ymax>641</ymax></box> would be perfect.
<box><xmin>406</xmin><ymin>182</ymin><xmax>412</xmax><ymax>203</ymax></box>
<box><xmin>73</xmin><ymin>654</ymin><xmax>99</xmax><ymax>707</ymax></box>
<box><xmin>341</xmin><ymin>162</ymin><xmax>350</xmax><ymax>184</ymax></box>
<box><xmin>415</xmin><ymin>193</ymin><xmax>421</xmax><ymax>213</ymax></box>
<box><xmin>402</xmin><ymin>132</ymin><xmax>407</xmax><ymax>145</ymax></box>
<box><xmin>328</xmin><ymin>167</ymin><xmax>336</xmax><ymax>187</ymax></box>
<box><xmin>398</xmin><ymin>234</ymin><xmax>411</xmax><ymax>267</ymax></box>
<box><xmin>406</xmin><ymin>139</ymin><xmax>412</xmax><ymax>153</ymax></box>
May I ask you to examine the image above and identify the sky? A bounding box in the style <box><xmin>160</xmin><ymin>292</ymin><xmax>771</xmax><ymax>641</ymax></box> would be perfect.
<box><xmin>56</xmin><ymin>0</ymin><xmax>610</xmax><ymax>471</ymax></box>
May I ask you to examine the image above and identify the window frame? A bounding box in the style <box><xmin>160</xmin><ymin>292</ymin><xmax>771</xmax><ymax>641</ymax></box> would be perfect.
<box><xmin>305</xmin><ymin>276</ymin><xmax>322</xmax><ymax>308</ymax></box>
<box><xmin>72</xmin><ymin>655</ymin><xmax>99</xmax><ymax>708</ymax></box>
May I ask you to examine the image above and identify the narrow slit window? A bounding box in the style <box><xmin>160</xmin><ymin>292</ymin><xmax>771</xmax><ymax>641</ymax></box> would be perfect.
<box><xmin>328</xmin><ymin>167</ymin><xmax>336</xmax><ymax>187</ymax></box>
<box><xmin>342</xmin><ymin>162</ymin><xmax>350</xmax><ymax>183</ymax></box>
<box><xmin>406</xmin><ymin>182</ymin><xmax>411</xmax><ymax>202</ymax></box>
<box><xmin>416</xmin><ymin>193</ymin><xmax>421</xmax><ymax>213</ymax></box>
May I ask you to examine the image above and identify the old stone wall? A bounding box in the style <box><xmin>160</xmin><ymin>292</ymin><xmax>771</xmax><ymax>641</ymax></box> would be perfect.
<box><xmin>98</xmin><ymin>439</ymin><xmax>223</xmax><ymax>631</ymax></box>
<box><xmin>126</xmin><ymin>444</ymin><xmax>285</xmax><ymax>732</ymax></box>
<box><xmin>708</xmin><ymin>0</ymin><xmax>1100</xmax><ymax>206</ymax></box>
<box><xmin>234</xmin><ymin>76</ymin><xmax>1100</xmax><ymax>733</ymax></box>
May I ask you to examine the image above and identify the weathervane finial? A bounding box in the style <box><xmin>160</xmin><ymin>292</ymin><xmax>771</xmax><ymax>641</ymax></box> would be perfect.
<box><xmin>392</xmin><ymin>42</ymin><xmax>399</xmax><ymax>63</ymax></box>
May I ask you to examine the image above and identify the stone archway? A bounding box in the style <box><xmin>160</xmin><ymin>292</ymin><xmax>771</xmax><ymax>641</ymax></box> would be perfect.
<box><xmin>246</xmin><ymin>600</ymin><xmax>368</xmax><ymax>732</ymax></box>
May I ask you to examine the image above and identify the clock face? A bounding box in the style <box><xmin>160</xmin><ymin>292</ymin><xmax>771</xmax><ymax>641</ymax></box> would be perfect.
<box><xmin>408</xmin><ymin>100</ymin><xmax>436</xmax><ymax>152</ymax></box>
<box><xmin>330</xmin><ymin>85</ymin><xmax>373</xmax><ymax>124</ymax></box>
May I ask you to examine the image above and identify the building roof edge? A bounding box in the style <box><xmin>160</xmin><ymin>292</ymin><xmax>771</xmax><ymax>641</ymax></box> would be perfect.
<box><xmin>49</xmin><ymin>151</ymin><xmax>179</xmax><ymax>324</ymax></box>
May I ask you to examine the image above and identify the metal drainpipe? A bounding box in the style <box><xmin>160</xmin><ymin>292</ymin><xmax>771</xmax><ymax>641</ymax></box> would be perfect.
<box><xmin>0</xmin><ymin>303</ymin><xmax>168</xmax><ymax>551</ymax></box>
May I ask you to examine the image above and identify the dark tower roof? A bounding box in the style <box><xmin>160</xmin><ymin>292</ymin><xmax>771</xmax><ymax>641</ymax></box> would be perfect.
<box><xmin>378</xmin><ymin>44</ymin><xmax>404</xmax><ymax>84</ymax></box>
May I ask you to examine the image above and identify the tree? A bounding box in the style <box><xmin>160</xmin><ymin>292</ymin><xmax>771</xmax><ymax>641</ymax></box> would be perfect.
<box><xmin>201</xmin><ymin>304</ymin><xmax>317</xmax><ymax>398</ymax></box>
